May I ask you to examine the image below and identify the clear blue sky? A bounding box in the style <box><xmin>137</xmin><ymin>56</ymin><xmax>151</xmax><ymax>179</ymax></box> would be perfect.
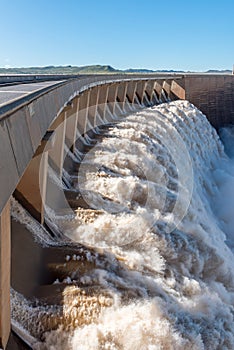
<box><xmin>0</xmin><ymin>0</ymin><xmax>233</xmax><ymax>71</ymax></box>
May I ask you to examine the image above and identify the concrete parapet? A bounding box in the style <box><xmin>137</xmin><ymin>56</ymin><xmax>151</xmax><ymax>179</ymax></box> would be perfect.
<box><xmin>171</xmin><ymin>79</ymin><xmax>185</xmax><ymax>99</ymax></box>
<box><xmin>77</xmin><ymin>90</ymin><xmax>90</xmax><ymax>135</ymax></box>
<box><xmin>0</xmin><ymin>201</ymin><xmax>11</xmax><ymax>349</ymax></box>
<box><xmin>154</xmin><ymin>81</ymin><xmax>163</xmax><ymax>102</ymax></box>
<box><xmin>49</xmin><ymin>112</ymin><xmax>67</xmax><ymax>178</ymax></box>
<box><xmin>15</xmin><ymin>132</ymin><xmax>53</xmax><ymax>224</ymax></box>
<box><xmin>0</xmin><ymin>121</ymin><xmax>19</xmax><ymax>215</ymax></box>
<box><xmin>162</xmin><ymin>80</ymin><xmax>171</xmax><ymax>100</ymax></box>
<box><xmin>116</xmin><ymin>81</ymin><xmax>128</xmax><ymax>111</ymax></box>
<box><xmin>87</xmin><ymin>86</ymin><xmax>100</xmax><ymax>134</ymax></box>
<box><xmin>145</xmin><ymin>80</ymin><xmax>156</xmax><ymax>103</ymax></box>
<box><xmin>65</xmin><ymin>99</ymin><xmax>79</xmax><ymax>152</ymax></box>
<box><xmin>135</xmin><ymin>80</ymin><xmax>147</xmax><ymax>105</ymax></box>
<box><xmin>107</xmin><ymin>83</ymin><xmax>119</xmax><ymax>116</ymax></box>
<box><xmin>98</xmin><ymin>84</ymin><xmax>109</xmax><ymax>122</ymax></box>
<box><xmin>126</xmin><ymin>80</ymin><xmax>138</xmax><ymax>104</ymax></box>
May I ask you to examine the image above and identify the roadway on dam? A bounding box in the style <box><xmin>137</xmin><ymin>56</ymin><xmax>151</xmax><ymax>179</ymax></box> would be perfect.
<box><xmin>0</xmin><ymin>80</ymin><xmax>64</xmax><ymax>109</ymax></box>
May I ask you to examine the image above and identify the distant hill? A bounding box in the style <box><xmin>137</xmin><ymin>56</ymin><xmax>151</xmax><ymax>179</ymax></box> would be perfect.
<box><xmin>0</xmin><ymin>65</ymin><xmax>118</xmax><ymax>75</ymax></box>
<box><xmin>124</xmin><ymin>68</ymin><xmax>186</xmax><ymax>73</ymax></box>
<box><xmin>75</xmin><ymin>65</ymin><xmax>117</xmax><ymax>73</ymax></box>
<box><xmin>124</xmin><ymin>68</ymin><xmax>155</xmax><ymax>73</ymax></box>
<box><xmin>0</xmin><ymin>65</ymin><xmax>232</xmax><ymax>75</ymax></box>
<box><xmin>206</xmin><ymin>69</ymin><xmax>232</xmax><ymax>74</ymax></box>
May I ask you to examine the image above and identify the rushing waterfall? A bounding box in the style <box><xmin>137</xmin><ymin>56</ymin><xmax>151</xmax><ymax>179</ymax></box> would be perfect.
<box><xmin>11</xmin><ymin>100</ymin><xmax>234</xmax><ymax>350</ymax></box>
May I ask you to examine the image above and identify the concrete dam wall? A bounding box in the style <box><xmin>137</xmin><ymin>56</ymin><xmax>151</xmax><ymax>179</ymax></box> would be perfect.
<box><xmin>0</xmin><ymin>73</ymin><xmax>234</xmax><ymax>348</ymax></box>
<box><xmin>184</xmin><ymin>75</ymin><xmax>234</xmax><ymax>129</ymax></box>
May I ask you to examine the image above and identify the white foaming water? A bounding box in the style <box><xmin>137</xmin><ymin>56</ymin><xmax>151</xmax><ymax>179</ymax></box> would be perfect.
<box><xmin>16</xmin><ymin>101</ymin><xmax>234</xmax><ymax>349</ymax></box>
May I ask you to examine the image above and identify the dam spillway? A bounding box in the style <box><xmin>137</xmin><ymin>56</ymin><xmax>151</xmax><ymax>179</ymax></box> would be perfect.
<box><xmin>0</xmin><ymin>74</ymin><xmax>234</xmax><ymax>349</ymax></box>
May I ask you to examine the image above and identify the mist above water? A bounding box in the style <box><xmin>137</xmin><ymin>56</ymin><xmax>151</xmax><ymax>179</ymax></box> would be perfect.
<box><xmin>12</xmin><ymin>101</ymin><xmax>234</xmax><ymax>349</ymax></box>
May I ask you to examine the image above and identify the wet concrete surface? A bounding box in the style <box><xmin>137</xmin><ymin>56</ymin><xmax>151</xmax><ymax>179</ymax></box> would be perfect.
<box><xmin>6</xmin><ymin>332</ymin><xmax>31</xmax><ymax>350</ymax></box>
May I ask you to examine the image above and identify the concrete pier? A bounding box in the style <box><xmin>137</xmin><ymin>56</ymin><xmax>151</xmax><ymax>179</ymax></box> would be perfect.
<box><xmin>0</xmin><ymin>201</ymin><xmax>11</xmax><ymax>349</ymax></box>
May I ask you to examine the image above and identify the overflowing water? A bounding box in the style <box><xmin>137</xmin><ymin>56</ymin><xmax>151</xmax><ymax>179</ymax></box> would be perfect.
<box><xmin>11</xmin><ymin>100</ymin><xmax>234</xmax><ymax>349</ymax></box>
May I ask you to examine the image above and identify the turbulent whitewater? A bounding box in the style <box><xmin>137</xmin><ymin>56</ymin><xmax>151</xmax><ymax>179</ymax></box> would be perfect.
<box><xmin>11</xmin><ymin>100</ymin><xmax>234</xmax><ymax>349</ymax></box>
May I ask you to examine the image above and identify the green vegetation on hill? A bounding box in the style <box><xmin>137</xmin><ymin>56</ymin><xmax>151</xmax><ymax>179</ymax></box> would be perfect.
<box><xmin>0</xmin><ymin>65</ymin><xmax>119</xmax><ymax>75</ymax></box>
<box><xmin>0</xmin><ymin>65</ymin><xmax>232</xmax><ymax>75</ymax></box>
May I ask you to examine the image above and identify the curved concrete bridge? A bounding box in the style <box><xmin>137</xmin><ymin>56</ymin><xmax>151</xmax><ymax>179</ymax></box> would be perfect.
<box><xmin>0</xmin><ymin>73</ymin><xmax>234</xmax><ymax>348</ymax></box>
